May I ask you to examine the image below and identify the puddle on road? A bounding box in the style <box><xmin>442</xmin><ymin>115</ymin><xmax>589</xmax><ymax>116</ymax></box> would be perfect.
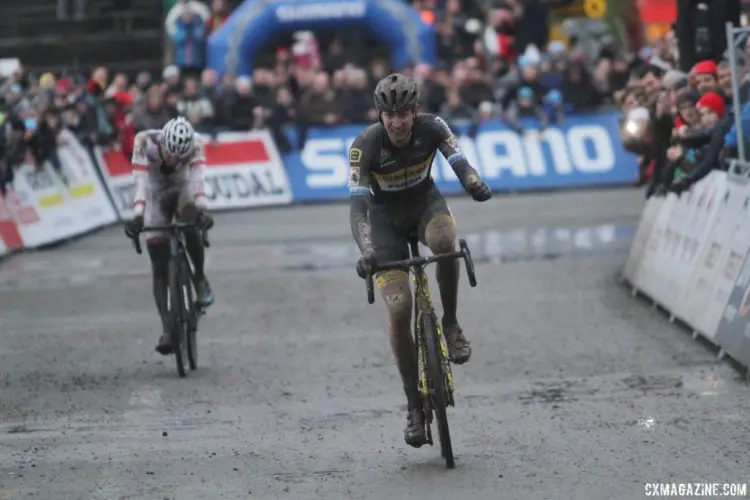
<box><xmin>273</xmin><ymin>223</ymin><xmax>635</xmax><ymax>272</ymax></box>
<box><xmin>0</xmin><ymin>224</ymin><xmax>635</xmax><ymax>290</ymax></box>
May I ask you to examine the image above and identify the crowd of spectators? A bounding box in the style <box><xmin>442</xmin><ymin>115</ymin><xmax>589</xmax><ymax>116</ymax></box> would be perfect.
<box><xmin>1</xmin><ymin>0</ymin><xmax>669</xmax><ymax>194</ymax></box>
<box><xmin>617</xmin><ymin>30</ymin><xmax>750</xmax><ymax>194</ymax></box>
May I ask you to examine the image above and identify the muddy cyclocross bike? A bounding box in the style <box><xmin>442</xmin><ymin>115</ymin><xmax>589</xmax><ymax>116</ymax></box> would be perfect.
<box><xmin>130</xmin><ymin>223</ymin><xmax>210</xmax><ymax>378</ymax></box>
<box><xmin>363</xmin><ymin>234</ymin><xmax>477</xmax><ymax>469</ymax></box>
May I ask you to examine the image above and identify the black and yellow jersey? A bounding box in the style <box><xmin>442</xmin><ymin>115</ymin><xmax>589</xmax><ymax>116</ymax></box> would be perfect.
<box><xmin>347</xmin><ymin>113</ymin><xmax>481</xmax><ymax>253</ymax></box>
<box><xmin>347</xmin><ymin>113</ymin><xmax>468</xmax><ymax>201</ymax></box>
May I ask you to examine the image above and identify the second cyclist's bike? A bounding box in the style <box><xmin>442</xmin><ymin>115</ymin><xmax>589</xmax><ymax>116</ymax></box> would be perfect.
<box><xmin>363</xmin><ymin>235</ymin><xmax>477</xmax><ymax>469</ymax></box>
<box><xmin>130</xmin><ymin>223</ymin><xmax>210</xmax><ymax>378</ymax></box>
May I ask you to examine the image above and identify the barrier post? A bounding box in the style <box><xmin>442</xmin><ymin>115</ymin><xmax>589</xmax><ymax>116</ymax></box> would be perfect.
<box><xmin>726</xmin><ymin>22</ymin><xmax>748</xmax><ymax>164</ymax></box>
<box><xmin>727</xmin><ymin>159</ymin><xmax>750</xmax><ymax>183</ymax></box>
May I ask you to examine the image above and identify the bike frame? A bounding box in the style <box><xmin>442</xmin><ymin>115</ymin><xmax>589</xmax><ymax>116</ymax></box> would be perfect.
<box><xmin>363</xmin><ymin>236</ymin><xmax>476</xmax><ymax>398</ymax></box>
<box><xmin>130</xmin><ymin>222</ymin><xmax>210</xmax><ymax>327</ymax></box>
<box><xmin>408</xmin><ymin>240</ymin><xmax>456</xmax><ymax>401</ymax></box>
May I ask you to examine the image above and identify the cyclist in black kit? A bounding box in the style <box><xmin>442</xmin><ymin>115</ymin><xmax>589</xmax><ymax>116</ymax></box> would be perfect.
<box><xmin>349</xmin><ymin>73</ymin><xmax>492</xmax><ymax>447</ymax></box>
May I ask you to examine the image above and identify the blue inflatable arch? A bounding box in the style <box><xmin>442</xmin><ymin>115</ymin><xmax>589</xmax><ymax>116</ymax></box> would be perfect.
<box><xmin>207</xmin><ymin>0</ymin><xmax>437</xmax><ymax>77</ymax></box>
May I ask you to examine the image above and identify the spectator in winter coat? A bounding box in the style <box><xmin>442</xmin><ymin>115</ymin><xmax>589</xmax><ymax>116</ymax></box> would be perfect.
<box><xmin>177</xmin><ymin>77</ymin><xmax>214</xmax><ymax>129</ymax></box>
<box><xmin>130</xmin><ymin>84</ymin><xmax>171</xmax><ymax>132</ymax></box>
<box><xmin>28</xmin><ymin>108</ymin><xmax>64</xmax><ymax>180</ymax></box>
<box><xmin>666</xmin><ymin>91</ymin><xmax>725</xmax><ymax>184</ymax></box>
<box><xmin>0</xmin><ymin>116</ymin><xmax>26</xmax><ymax>195</ymax></box>
<box><xmin>562</xmin><ymin>60</ymin><xmax>602</xmax><ymax>111</ymax></box>
<box><xmin>172</xmin><ymin>7</ymin><xmax>206</xmax><ymax>75</ymax></box>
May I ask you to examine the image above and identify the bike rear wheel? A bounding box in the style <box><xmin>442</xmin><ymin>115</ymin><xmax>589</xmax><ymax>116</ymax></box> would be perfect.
<box><xmin>168</xmin><ymin>258</ymin><xmax>188</xmax><ymax>378</ymax></box>
<box><xmin>422</xmin><ymin>312</ymin><xmax>455</xmax><ymax>469</ymax></box>
<box><xmin>180</xmin><ymin>258</ymin><xmax>198</xmax><ymax>371</ymax></box>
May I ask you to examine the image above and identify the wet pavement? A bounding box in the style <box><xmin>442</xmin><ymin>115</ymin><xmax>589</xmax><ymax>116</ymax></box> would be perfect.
<box><xmin>1</xmin><ymin>188</ymin><xmax>749</xmax><ymax>500</ymax></box>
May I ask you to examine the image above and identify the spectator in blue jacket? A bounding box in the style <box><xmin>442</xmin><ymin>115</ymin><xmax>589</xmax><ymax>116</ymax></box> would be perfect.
<box><xmin>722</xmin><ymin>101</ymin><xmax>750</xmax><ymax>160</ymax></box>
<box><xmin>172</xmin><ymin>5</ymin><xmax>207</xmax><ymax>77</ymax></box>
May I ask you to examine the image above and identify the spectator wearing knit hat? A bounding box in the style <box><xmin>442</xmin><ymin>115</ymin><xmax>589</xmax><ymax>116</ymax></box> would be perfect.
<box><xmin>692</xmin><ymin>60</ymin><xmax>720</xmax><ymax>96</ymax></box>
<box><xmin>665</xmin><ymin>91</ymin><xmax>726</xmax><ymax>186</ymax></box>
<box><xmin>667</xmin><ymin>89</ymin><xmax>736</xmax><ymax>195</ymax></box>
<box><xmin>696</xmin><ymin>91</ymin><xmax>726</xmax><ymax>127</ymax></box>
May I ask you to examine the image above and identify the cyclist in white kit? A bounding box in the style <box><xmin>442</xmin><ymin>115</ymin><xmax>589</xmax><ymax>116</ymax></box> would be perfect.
<box><xmin>124</xmin><ymin>117</ymin><xmax>215</xmax><ymax>355</ymax></box>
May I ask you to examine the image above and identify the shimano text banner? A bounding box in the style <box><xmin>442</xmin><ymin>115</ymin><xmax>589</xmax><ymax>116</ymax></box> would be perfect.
<box><xmin>281</xmin><ymin>111</ymin><xmax>639</xmax><ymax>201</ymax></box>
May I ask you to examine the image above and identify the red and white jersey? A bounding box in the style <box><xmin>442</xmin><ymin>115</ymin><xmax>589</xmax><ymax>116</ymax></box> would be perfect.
<box><xmin>130</xmin><ymin>129</ymin><xmax>207</xmax><ymax>216</ymax></box>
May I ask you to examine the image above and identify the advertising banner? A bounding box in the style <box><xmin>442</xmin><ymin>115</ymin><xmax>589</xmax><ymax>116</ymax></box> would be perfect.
<box><xmin>281</xmin><ymin>111</ymin><xmax>639</xmax><ymax>202</ymax></box>
<box><xmin>622</xmin><ymin>195</ymin><xmax>663</xmax><ymax>284</ymax></box>
<box><xmin>680</xmin><ymin>179</ymin><xmax>750</xmax><ymax>339</ymax></box>
<box><xmin>56</xmin><ymin>131</ymin><xmax>119</xmax><ymax>232</ymax></box>
<box><xmin>630</xmin><ymin>193</ymin><xmax>677</xmax><ymax>299</ymax></box>
<box><xmin>10</xmin><ymin>163</ymin><xmax>81</xmax><ymax>248</ymax></box>
<box><xmin>96</xmin><ymin>131</ymin><xmax>293</xmax><ymax>219</ymax></box>
<box><xmin>715</xmin><ymin>245</ymin><xmax>750</xmax><ymax>368</ymax></box>
<box><xmin>208</xmin><ymin>0</ymin><xmax>436</xmax><ymax>76</ymax></box>
<box><xmin>660</xmin><ymin>172</ymin><xmax>725</xmax><ymax>316</ymax></box>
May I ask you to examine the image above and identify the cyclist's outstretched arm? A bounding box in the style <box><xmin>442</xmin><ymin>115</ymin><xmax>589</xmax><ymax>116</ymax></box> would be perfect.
<box><xmin>430</xmin><ymin>115</ymin><xmax>483</xmax><ymax>189</ymax></box>
<box><xmin>188</xmin><ymin>137</ymin><xmax>209</xmax><ymax>211</ymax></box>
<box><xmin>348</xmin><ymin>135</ymin><xmax>373</xmax><ymax>253</ymax></box>
<box><xmin>131</xmin><ymin>132</ymin><xmax>151</xmax><ymax>217</ymax></box>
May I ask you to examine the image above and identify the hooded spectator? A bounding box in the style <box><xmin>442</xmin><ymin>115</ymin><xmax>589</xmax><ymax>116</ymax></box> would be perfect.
<box><xmin>172</xmin><ymin>4</ymin><xmax>206</xmax><ymax>75</ymax></box>
<box><xmin>539</xmin><ymin>41</ymin><xmax>567</xmax><ymax>92</ymax></box>
<box><xmin>500</xmin><ymin>56</ymin><xmax>547</xmax><ymax>119</ymax></box>
<box><xmin>563</xmin><ymin>60</ymin><xmax>602</xmax><ymax>111</ymax></box>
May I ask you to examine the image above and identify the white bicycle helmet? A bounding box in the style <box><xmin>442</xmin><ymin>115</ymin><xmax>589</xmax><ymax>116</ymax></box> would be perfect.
<box><xmin>161</xmin><ymin>116</ymin><xmax>195</xmax><ymax>158</ymax></box>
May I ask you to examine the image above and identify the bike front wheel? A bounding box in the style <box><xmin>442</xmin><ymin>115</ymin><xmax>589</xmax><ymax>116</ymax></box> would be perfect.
<box><xmin>422</xmin><ymin>312</ymin><xmax>455</xmax><ymax>469</ymax></box>
<box><xmin>179</xmin><ymin>258</ymin><xmax>198</xmax><ymax>371</ymax></box>
<box><xmin>168</xmin><ymin>258</ymin><xmax>188</xmax><ymax>378</ymax></box>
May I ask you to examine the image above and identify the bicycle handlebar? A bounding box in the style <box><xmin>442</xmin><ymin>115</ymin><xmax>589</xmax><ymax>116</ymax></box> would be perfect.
<box><xmin>364</xmin><ymin>245</ymin><xmax>475</xmax><ymax>304</ymax></box>
<box><xmin>130</xmin><ymin>222</ymin><xmax>210</xmax><ymax>255</ymax></box>
<box><xmin>369</xmin><ymin>251</ymin><xmax>464</xmax><ymax>273</ymax></box>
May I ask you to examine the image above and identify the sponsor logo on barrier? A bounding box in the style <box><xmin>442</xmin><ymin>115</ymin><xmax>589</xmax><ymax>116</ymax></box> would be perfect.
<box><xmin>624</xmin><ymin>170</ymin><xmax>750</xmax><ymax>370</ymax></box>
<box><xmin>204</xmin><ymin>168</ymin><xmax>288</xmax><ymax>201</ymax></box>
<box><xmin>0</xmin><ymin>189</ymin><xmax>40</xmax><ymax>225</ymax></box>
<box><xmin>55</xmin><ymin>132</ymin><xmax>118</xmax><ymax>232</ymax></box>
<box><xmin>275</xmin><ymin>1</ymin><xmax>366</xmax><ymax>22</ymax></box>
<box><xmin>98</xmin><ymin>132</ymin><xmax>292</xmax><ymax>217</ymax></box>
<box><xmin>23</xmin><ymin>168</ymin><xmax>64</xmax><ymax>208</ymax></box>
